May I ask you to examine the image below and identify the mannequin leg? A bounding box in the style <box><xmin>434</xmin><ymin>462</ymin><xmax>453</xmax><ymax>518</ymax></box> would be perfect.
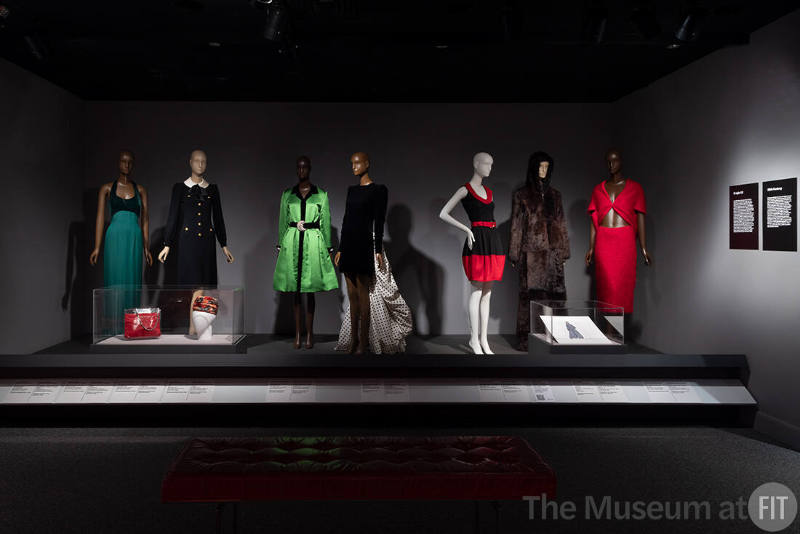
<box><xmin>292</xmin><ymin>292</ymin><xmax>302</xmax><ymax>349</ymax></box>
<box><xmin>304</xmin><ymin>293</ymin><xmax>315</xmax><ymax>349</ymax></box>
<box><xmin>345</xmin><ymin>274</ymin><xmax>360</xmax><ymax>354</ymax></box>
<box><xmin>479</xmin><ymin>282</ymin><xmax>494</xmax><ymax>355</ymax></box>
<box><xmin>355</xmin><ymin>274</ymin><xmax>371</xmax><ymax>355</ymax></box>
<box><xmin>468</xmin><ymin>282</ymin><xmax>483</xmax><ymax>354</ymax></box>
<box><xmin>516</xmin><ymin>291</ymin><xmax>531</xmax><ymax>351</ymax></box>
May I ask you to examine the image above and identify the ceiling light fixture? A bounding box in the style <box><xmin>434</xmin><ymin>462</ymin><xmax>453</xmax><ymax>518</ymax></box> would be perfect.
<box><xmin>263</xmin><ymin>2</ymin><xmax>288</xmax><ymax>41</ymax></box>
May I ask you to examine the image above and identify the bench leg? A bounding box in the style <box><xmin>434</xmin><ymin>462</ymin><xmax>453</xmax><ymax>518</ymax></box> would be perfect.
<box><xmin>215</xmin><ymin>502</ymin><xmax>239</xmax><ymax>534</ymax></box>
<box><xmin>216</xmin><ymin>503</ymin><xmax>224</xmax><ymax>534</ymax></box>
<box><xmin>491</xmin><ymin>500</ymin><xmax>502</xmax><ymax>534</ymax></box>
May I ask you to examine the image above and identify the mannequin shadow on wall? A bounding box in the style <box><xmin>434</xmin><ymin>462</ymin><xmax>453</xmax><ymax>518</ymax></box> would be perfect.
<box><xmin>62</xmin><ymin>190</ymin><xmax>97</xmax><ymax>339</ymax></box>
<box><xmin>384</xmin><ymin>204</ymin><xmax>444</xmax><ymax>337</ymax></box>
<box><xmin>146</xmin><ymin>225</ymin><xmax>188</xmax><ymax>331</ymax></box>
<box><xmin>628</xmin><ymin>216</ymin><xmax>659</xmax><ymax>344</ymax></box>
<box><xmin>568</xmin><ymin>198</ymin><xmax>595</xmax><ymax>302</ymax></box>
<box><xmin>272</xmin><ymin>226</ymin><xmax>343</xmax><ymax>336</ymax></box>
<box><xmin>144</xmin><ymin>226</ymin><xmax>170</xmax><ymax>286</ymax></box>
<box><xmin>495</xmin><ymin>214</ymin><xmax>519</xmax><ymax>346</ymax></box>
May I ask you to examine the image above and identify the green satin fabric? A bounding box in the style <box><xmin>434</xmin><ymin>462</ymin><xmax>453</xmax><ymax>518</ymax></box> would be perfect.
<box><xmin>273</xmin><ymin>187</ymin><xmax>338</xmax><ymax>293</ymax></box>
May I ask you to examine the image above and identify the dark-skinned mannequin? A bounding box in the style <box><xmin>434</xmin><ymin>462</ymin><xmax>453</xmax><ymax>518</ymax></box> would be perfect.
<box><xmin>90</xmin><ymin>150</ymin><xmax>153</xmax><ymax>268</ymax></box>
<box><xmin>282</xmin><ymin>156</ymin><xmax>329</xmax><ymax>349</ymax></box>
<box><xmin>334</xmin><ymin>152</ymin><xmax>385</xmax><ymax>354</ymax></box>
<box><xmin>586</xmin><ymin>149</ymin><xmax>651</xmax><ymax>320</ymax></box>
<box><xmin>90</xmin><ymin>150</ymin><xmax>153</xmax><ymax>319</ymax></box>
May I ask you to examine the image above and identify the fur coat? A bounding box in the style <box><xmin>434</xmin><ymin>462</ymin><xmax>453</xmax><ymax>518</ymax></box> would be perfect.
<box><xmin>508</xmin><ymin>184</ymin><xmax>570</xmax><ymax>293</ymax></box>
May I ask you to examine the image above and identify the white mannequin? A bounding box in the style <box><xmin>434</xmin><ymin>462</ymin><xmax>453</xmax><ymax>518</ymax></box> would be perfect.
<box><xmin>191</xmin><ymin>309</ymin><xmax>216</xmax><ymax>340</ymax></box>
<box><xmin>157</xmin><ymin>150</ymin><xmax>235</xmax><ymax>264</ymax></box>
<box><xmin>439</xmin><ymin>152</ymin><xmax>495</xmax><ymax>355</ymax></box>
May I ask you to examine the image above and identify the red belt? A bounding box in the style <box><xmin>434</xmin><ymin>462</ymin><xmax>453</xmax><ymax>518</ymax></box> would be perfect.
<box><xmin>472</xmin><ymin>221</ymin><xmax>496</xmax><ymax>228</ymax></box>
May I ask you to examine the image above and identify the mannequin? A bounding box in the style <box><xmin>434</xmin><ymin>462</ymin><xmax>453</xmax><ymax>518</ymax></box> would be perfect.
<box><xmin>439</xmin><ymin>152</ymin><xmax>505</xmax><ymax>355</ymax></box>
<box><xmin>509</xmin><ymin>151</ymin><xmax>570</xmax><ymax>351</ymax></box>
<box><xmin>586</xmin><ymin>149</ymin><xmax>651</xmax><ymax>314</ymax></box>
<box><xmin>158</xmin><ymin>149</ymin><xmax>234</xmax><ymax>284</ymax></box>
<box><xmin>334</xmin><ymin>152</ymin><xmax>411</xmax><ymax>354</ymax></box>
<box><xmin>89</xmin><ymin>150</ymin><xmax>153</xmax><ymax>311</ymax></box>
<box><xmin>273</xmin><ymin>156</ymin><xmax>338</xmax><ymax>349</ymax></box>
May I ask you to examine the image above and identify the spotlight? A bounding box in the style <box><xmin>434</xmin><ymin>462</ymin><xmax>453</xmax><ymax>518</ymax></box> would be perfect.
<box><xmin>583</xmin><ymin>5</ymin><xmax>608</xmax><ymax>45</ymax></box>
<box><xmin>674</xmin><ymin>13</ymin><xmax>697</xmax><ymax>42</ymax></box>
<box><xmin>263</xmin><ymin>3</ymin><xmax>287</xmax><ymax>41</ymax></box>
<box><xmin>24</xmin><ymin>34</ymin><xmax>48</xmax><ymax>61</ymax></box>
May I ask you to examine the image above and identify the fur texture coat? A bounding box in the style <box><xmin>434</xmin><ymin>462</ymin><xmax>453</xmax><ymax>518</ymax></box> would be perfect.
<box><xmin>508</xmin><ymin>184</ymin><xmax>570</xmax><ymax>294</ymax></box>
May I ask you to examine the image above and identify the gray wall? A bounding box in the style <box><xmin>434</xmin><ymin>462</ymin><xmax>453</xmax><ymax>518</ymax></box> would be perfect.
<box><xmin>615</xmin><ymin>10</ymin><xmax>800</xmax><ymax>446</ymax></box>
<box><xmin>0</xmin><ymin>58</ymin><xmax>85</xmax><ymax>353</ymax></box>
<box><xmin>83</xmin><ymin>102</ymin><xmax>612</xmax><ymax>336</ymax></box>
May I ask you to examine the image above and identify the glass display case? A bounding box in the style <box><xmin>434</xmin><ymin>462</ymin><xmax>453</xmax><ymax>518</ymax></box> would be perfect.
<box><xmin>92</xmin><ymin>286</ymin><xmax>245</xmax><ymax>353</ymax></box>
<box><xmin>529</xmin><ymin>300</ymin><xmax>625</xmax><ymax>355</ymax></box>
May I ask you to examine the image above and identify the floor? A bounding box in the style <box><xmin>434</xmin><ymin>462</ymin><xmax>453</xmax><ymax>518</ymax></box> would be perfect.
<box><xmin>0</xmin><ymin>426</ymin><xmax>796</xmax><ymax>533</ymax></box>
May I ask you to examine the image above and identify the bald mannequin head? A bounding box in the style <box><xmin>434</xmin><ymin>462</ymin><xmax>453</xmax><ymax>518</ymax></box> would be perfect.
<box><xmin>297</xmin><ymin>155</ymin><xmax>311</xmax><ymax>181</ymax></box>
<box><xmin>473</xmin><ymin>152</ymin><xmax>494</xmax><ymax>179</ymax></box>
<box><xmin>118</xmin><ymin>150</ymin><xmax>135</xmax><ymax>177</ymax></box>
<box><xmin>351</xmin><ymin>152</ymin><xmax>370</xmax><ymax>177</ymax></box>
<box><xmin>189</xmin><ymin>149</ymin><xmax>207</xmax><ymax>178</ymax></box>
<box><xmin>605</xmin><ymin>148</ymin><xmax>622</xmax><ymax>177</ymax></box>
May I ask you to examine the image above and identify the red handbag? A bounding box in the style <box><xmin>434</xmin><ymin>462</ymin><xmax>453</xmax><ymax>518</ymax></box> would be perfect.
<box><xmin>124</xmin><ymin>307</ymin><xmax>161</xmax><ymax>339</ymax></box>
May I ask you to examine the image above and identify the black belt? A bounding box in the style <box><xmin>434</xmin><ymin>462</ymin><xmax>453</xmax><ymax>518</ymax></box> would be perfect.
<box><xmin>289</xmin><ymin>221</ymin><xmax>320</xmax><ymax>228</ymax></box>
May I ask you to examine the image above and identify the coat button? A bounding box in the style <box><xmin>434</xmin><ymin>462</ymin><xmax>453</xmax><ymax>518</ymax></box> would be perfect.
<box><xmin>198</xmin><ymin>202</ymin><xmax>202</xmax><ymax>206</ymax></box>
<box><xmin>197</xmin><ymin>222</ymin><xmax>202</xmax><ymax>226</ymax></box>
<box><xmin>184</xmin><ymin>227</ymin><xmax>188</xmax><ymax>231</ymax></box>
<box><xmin>198</xmin><ymin>233</ymin><xmax>202</xmax><ymax>237</ymax></box>
<box><xmin>197</xmin><ymin>212</ymin><xmax>201</xmax><ymax>216</ymax></box>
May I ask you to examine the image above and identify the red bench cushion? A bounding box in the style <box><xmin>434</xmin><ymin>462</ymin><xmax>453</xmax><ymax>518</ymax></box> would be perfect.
<box><xmin>162</xmin><ymin>436</ymin><xmax>556</xmax><ymax>501</ymax></box>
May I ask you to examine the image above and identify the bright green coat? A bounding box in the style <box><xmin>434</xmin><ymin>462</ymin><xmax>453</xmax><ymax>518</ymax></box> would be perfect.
<box><xmin>273</xmin><ymin>185</ymin><xmax>339</xmax><ymax>293</ymax></box>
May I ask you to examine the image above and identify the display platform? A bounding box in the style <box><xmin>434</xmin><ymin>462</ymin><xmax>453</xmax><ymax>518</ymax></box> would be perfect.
<box><xmin>0</xmin><ymin>334</ymin><xmax>755</xmax><ymax>426</ymax></box>
<box><xmin>91</xmin><ymin>334</ymin><xmax>246</xmax><ymax>354</ymax></box>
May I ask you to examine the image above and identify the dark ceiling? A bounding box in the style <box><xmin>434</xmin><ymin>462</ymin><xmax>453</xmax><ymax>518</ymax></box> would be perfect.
<box><xmin>0</xmin><ymin>0</ymin><xmax>796</xmax><ymax>102</ymax></box>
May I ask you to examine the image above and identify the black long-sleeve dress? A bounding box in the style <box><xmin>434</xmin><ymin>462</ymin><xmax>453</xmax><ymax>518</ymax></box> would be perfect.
<box><xmin>163</xmin><ymin>180</ymin><xmax>228</xmax><ymax>286</ymax></box>
<box><xmin>337</xmin><ymin>183</ymin><xmax>388</xmax><ymax>275</ymax></box>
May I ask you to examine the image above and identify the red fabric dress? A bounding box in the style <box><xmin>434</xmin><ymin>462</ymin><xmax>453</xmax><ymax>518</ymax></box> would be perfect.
<box><xmin>587</xmin><ymin>179</ymin><xmax>646</xmax><ymax>313</ymax></box>
<box><xmin>460</xmin><ymin>183</ymin><xmax>505</xmax><ymax>282</ymax></box>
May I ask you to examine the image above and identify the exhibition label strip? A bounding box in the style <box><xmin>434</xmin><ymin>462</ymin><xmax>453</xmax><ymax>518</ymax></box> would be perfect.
<box><xmin>0</xmin><ymin>379</ymin><xmax>755</xmax><ymax>405</ymax></box>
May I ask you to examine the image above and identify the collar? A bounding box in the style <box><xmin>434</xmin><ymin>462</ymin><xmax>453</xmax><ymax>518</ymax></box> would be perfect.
<box><xmin>185</xmin><ymin>177</ymin><xmax>209</xmax><ymax>188</ymax></box>
<box><xmin>292</xmin><ymin>183</ymin><xmax>319</xmax><ymax>199</ymax></box>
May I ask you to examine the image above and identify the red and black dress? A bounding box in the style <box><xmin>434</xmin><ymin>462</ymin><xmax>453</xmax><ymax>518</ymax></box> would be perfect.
<box><xmin>460</xmin><ymin>183</ymin><xmax>505</xmax><ymax>282</ymax></box>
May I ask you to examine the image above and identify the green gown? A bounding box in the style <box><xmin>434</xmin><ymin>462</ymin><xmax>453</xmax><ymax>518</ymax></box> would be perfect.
<box><xmin>273</xmin><ymin>184</ymin><xmax>339</xmax><ymax>293</ymax></box>
<box><xmin>104</xmin><ymin>181</ymin><xmax>143</xmax><ymax>312</ymax></box>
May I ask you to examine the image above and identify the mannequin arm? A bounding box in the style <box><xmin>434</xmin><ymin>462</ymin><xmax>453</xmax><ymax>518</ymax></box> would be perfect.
<box><xmin>138</xmin><ymin>184</ymin><xmax>153</xmax><ymax>266</ymax></box>
<box><xmin>438</xmin><ymin>187</ymin><xmax>474</xmax><ymax>248</ymax></box>
<box><xmin>585</xmin><ymin>221</ymin><xmax>596</xmax><ymax>266</ymax></box>
<box><xmin>321</xmin><ymin>191</ymin><xmax>333</xmax><ymax>253</ymax></box>
<box><xmin>508</xmin><ymin>191</ymin><xmax>523</xmax><ymax>266</ymax></box>
<box><xmin>554</xmin><ymin>192</ymin><xmax>570</xmax><ymax>260</ymax></box>
<box><xmin>276</xmin><ymin>190</ymin><xmax>289</xmax><ymax>251</ymax></box>
<box><xmin>89</xmin><ymin>184</ymin><xmax>109</xmax><ymax>265</ymax></box>
<box><xmin>637</xmin><ymin>212</ymin><xmax>651</xmax><ymax>265</ymax></box>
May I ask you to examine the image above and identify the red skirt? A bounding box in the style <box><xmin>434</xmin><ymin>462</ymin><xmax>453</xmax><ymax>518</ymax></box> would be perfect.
<box><xmin>462</xmin><ymin>226</ymin><xmax>505</xmax><ymax>282</ymax></box>
<box><xmin>594</xmin><ymin>225</ymin><xmax>636</xmax><ymax>313</ymax></box>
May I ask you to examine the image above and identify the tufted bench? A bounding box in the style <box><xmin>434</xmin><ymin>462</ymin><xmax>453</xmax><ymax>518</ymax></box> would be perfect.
<box><xmin>162</xmin><ymin>436</ymin><xmax>555</xmax><ymax>532</ymax></box>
